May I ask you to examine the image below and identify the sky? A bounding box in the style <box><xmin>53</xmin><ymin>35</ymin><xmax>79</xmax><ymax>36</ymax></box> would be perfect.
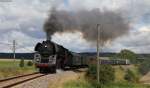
<box><xmin>0</xmin><ymin>0</ymin><xmax>150</xmax><ymax>53</ymax></box>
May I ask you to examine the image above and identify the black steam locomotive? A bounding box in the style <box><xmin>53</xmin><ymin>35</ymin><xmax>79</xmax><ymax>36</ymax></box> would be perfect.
<box><xmin>34</xmin><ymin>40</ymin><xmax>130</xmax><ymax>73</ymax></box>
<box><xmin>34</xmin><ymin>40</ymin><xmax>88</xmax><ymax>73</ymax></box>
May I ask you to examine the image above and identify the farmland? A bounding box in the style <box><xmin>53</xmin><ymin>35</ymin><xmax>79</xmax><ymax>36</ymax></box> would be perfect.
<box><xmin>0</xmin><ymin>59</ymin><xmax>37</xmax><ymax>79</ymax></box>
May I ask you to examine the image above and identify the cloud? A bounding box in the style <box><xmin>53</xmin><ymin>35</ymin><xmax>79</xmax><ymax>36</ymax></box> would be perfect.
<box><xmin>0</xmin><ymin>0</ymin><xmax>52</xmax><ymax>36</ymax></box>
<box><xmin>0</xmin><ymin>0</ymin><xmax>52</xmax><ymax>52</ymax></box>
<box><xmin>0</xmin><ymin>30</ymin><xmax>44</xmax><ymax>52</ymax></box>
<box><xmin>103</xmin><ymin>26</ymin><xmax>150</xmax><ymax>53</ymax></box>
<box><xmin>0</xmin><ymin>0</ymin><xmax>150</xmax><ymax>53</ymax></box>
<box><xmin>52</xmin><ymin>31</ymin><xmax>92</xmax><ymax>52</ymax></box>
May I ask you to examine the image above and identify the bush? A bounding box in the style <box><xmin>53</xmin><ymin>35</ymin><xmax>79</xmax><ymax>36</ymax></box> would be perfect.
<box><xmin>27</xmin><ymin>61</ymin><xmax>33</xmax><ymax>66</ymax></box>
<box><xmin>19</xmin><ymin>59</ymin><xmax>24</xmax><ymax>67</ymax></box>
<box><xmin>138</xmin><ymin>60</ymin><xmax>150</xmax><ymax>75</ymax></box>
<box><xmin>87</xmin><ymin>65</ymin><xmax>97</xmax><ymax>78</ymax></box>
<box><xmin>87</xmin><ymin>64</ymin><xmax>115</xmax><ymax>84</ymax></box>
<box><xmin>99</xmin><ymin>65</ymin><xmax>115</xmax><ymax>84</ymax></box>
<box><xmin>124</xmin><ymin>69</ymin><xmax>139</xmax><ymax>83</ymax></box>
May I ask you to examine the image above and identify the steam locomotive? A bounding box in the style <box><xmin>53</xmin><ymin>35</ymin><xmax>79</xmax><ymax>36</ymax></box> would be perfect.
<box><xmin>34</xmin><ymin>40</ymin><xmax>130</xmax><ymax>73</ymax></box>
<box><xmin>34</xmin><ymin>40</ymin><xmax>88</xmax><ymax>73</ymax></box>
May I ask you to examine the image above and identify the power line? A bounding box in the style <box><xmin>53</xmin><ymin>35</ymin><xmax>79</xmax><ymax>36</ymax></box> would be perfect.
<box><xmin>16</xmin><ymin>44</ymin><xmax>33</xmax><ymax>51</ymax></box>
<box><xmin>0</xmin><ymin>41</ymin><xmax>34</xmax><ymax>52</ymax></box>
<box><xmin>0</xmin><ymin>42</ymin><xmax>12</xmax><ymax>45</ymax></box>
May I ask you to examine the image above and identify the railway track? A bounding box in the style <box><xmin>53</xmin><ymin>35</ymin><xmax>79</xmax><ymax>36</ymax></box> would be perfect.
<box><xmin>0</xmin><ymin>72</ymin><xmax>46</xmax><ymax>88</ymax></box>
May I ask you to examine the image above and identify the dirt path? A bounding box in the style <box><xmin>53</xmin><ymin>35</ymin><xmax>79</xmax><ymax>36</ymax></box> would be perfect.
<box><xmin>13</xmin><ymin>69</ymin><xmax>85</xmax><ymax>88</ymax></box>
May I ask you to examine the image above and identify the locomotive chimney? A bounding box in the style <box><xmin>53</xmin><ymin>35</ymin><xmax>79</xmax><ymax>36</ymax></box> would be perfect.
<box><xmin>46</xmin><ymin>31</ymin><xmax>51</xmax><ymax>41</ymax></box>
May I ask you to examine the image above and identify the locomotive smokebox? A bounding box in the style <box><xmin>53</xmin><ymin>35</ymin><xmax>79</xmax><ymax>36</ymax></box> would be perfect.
<box><xmin>46</xmin><ymin>31</ymin><xmax>51</xmax><ymax>41</ymax></box>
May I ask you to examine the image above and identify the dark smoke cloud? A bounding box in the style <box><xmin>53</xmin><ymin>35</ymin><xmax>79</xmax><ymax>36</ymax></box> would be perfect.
<box><xmin>44</xmin><ymin>8</ymin><xmax>130</xmax><ymax>44</ymax></box>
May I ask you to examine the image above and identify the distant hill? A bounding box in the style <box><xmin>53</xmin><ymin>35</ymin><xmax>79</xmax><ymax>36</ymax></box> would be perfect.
<box><xmin>0</xmin><ymin>52</ymin><xmax>149</xmax><ymax>60</ymax></box>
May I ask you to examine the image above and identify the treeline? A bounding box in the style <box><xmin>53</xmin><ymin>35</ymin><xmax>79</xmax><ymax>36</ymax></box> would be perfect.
<box><xmin>0</xmin><ymin>53</ymin><xmax>34</xmax><ymax>60</ymax></box>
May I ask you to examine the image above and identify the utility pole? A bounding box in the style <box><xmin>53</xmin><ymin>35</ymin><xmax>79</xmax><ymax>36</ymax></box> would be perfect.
<box><xmin>13</xmin><ymin>40</ymin><xmax>16</xmax><ymax>61</ymax></box>
<box><xmin>97</xmin><ymin>24</ymin><xmax>100</xmax><ymax>83</ymax></box>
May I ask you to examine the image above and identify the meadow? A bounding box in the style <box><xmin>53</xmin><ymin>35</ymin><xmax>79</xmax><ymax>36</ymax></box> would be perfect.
<box><xmin>0</xmin><ymin>59</ymin><xmax>37</xmax><ymax>79</ymax></box>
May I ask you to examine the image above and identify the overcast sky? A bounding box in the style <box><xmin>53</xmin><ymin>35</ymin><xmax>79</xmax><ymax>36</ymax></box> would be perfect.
<box><xmin>0</xmin><ymin>0</ymin><xmax>150</xmax><ymax>53</ymax></box>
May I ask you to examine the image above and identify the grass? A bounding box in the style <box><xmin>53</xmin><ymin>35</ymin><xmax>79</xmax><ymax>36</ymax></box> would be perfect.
<box><xmin>103</xmin><ymin>82</ymin><xmax>150</xmax><ymax>88</ymax></box>
<box><xmin>114</xmin><ymin>66</ymin><xmax>126</xmax><ymax>82</ymax></box>
<box><xmin>64</xmin><ymin>76</ymin><xmax>150</xmax><ymax>88</ymax></box>
<box><xmin>0</xmin><ymin>59</ymin><xmax>37</xmax><ymax>79</ymax></box>
<box><xmin>64</xmin><ymin>65</ymin><xmax>150</xmax><ymax>88</ymax></box>
<box><xmin>64</xmin><ymin>79</ymin><xmax>93</xmax><ymax>88</ymax></box>
<box><xmin>64</xmin><ymin>73</ymin><xmax>94</xmax><ymax>88</ymax></box>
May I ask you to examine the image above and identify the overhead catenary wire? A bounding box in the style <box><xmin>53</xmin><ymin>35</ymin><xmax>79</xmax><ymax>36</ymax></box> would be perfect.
<box><xmin>0</xmin><ymin>42</ymin><xmax>12</xmax><ymax>45</ymax></box>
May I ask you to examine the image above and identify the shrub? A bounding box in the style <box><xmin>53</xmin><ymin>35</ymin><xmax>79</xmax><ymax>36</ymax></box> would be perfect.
<box><xmin>138</xmin><ymin>60</ymin><xmax>150</xmax><ymax>75</ymax></box>
<box><xmin>99</xmin><ymin>65</ymin><xmax>115</xmax><ymax>84</ymax></box>
<box><xmin>87</xmin><ymin>64</ymin><xmax>97</xmax><ymax>79</ymax></box>
<box><xmin>124</xmin><ymin>69</ymin><xmax>139</xmax><ymax>83</ymax></box>
<box><xmin>87</xmin><ymin>64</ymin><xmax>115</xmax><ymax>84</ymax></box>
<box><xmin>19</xmin><ymin>59</ymin><xmax>24</xmax><ymax>67</ymax></box>
<box><xmin>27</xmin><ymin>61</ymin><xmax>33</xmax><ymax>66</ymax></box>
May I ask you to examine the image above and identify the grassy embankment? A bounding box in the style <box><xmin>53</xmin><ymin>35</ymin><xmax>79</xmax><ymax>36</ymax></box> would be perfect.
<box><xmin>63</xmin><ymin>65</ymin><xmax>150</xmax><ymax>88</ymax></box>
<box><xmin>0</xmin><ymin>59</ymin><xmax>37</xmax><ymax>79</ymax></box>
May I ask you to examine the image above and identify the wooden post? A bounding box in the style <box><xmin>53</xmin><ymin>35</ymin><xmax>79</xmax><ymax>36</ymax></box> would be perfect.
<box><xmin>97</xmin><ymin>24</ymin><xmax>100</xmax><ymax>83</ymax></box>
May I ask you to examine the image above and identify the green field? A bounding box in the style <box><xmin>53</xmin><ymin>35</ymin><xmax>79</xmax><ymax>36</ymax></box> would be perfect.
<box><xmin>0</xmin><ymin>59</ymin><xmax>37</xmax><ymax>79</ymax></box>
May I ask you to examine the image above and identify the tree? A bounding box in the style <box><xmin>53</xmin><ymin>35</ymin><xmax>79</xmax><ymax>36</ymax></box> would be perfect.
<box><xmin>118</xmin><ymin>49</ymin><xmax>137</xmax><ymax>63</ymax></box>
<box><xmin>19</xmin><ymin>58</ymin><xmax>24</xmax><ymax>67</ymax></box>
<box><xmin>27</xmin><ymin>61</ymin><xmax>33</xmax><ymax>66</ymax></box>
